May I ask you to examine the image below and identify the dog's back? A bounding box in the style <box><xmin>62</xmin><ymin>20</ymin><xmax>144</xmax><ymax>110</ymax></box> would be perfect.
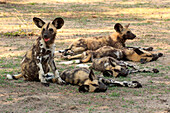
<box><xmin>60</xmin><ymin>68</ymin><xmax>107</xmax><ymax>92</ymax></box>
<box><xmin>60</xmin><ymin>68</ymin><xmax>90</xmax><ymax>86</ymax></box>
<box><xmin>62</xmin><ymin>23</ymin><xmax>136</xmax><ymax>55</ymax></box>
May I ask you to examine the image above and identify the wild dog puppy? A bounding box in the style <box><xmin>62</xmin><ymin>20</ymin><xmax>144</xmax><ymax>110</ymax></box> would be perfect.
<box><xmin>90</xmin><ymin>57</ymin><xmax>159</xmax><ymax>77</ymax></box>
<box><xmin>63</xmin><ymin>46</ymin><xmax>162</xmax><ymax>64</ymax></box>
<box><xmin>7</xmin><ymin>17</ymin><xmax>65</xmax><ymax>86</ymax></box>
<box><xmin>46</xmin><ymin>68</ymin><xmax>142</xmax><ymax>92</ymax></box>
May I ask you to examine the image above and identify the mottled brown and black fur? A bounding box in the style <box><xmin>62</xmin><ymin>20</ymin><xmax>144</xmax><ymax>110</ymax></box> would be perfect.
<box><xmin>61</xmin><ymin>23</ymin><xmax>162</xmax><ymax>63</ymax></box>
<box><xmin>46</xmin><ymin>68</ymin><xmax>142</xmax><ymax>92</ymax></box>
<box><xmin>63</xmin><ymin>46</ymin><xmax>162</xmax><ymax>64</ymax></box>
<box><xmin>90</xmin><ymin>57</ymin><xmax>159</xmax><ymax>77</ymax></box>
<box><xmin>60</xmin><ymin>23</ymin><xmax>135</xmax><ymax>55</ymax></box>
<box><xmin>7</xmin><ymin>17</ymin><xmax>65</xmax><ymax>86</ymax></box>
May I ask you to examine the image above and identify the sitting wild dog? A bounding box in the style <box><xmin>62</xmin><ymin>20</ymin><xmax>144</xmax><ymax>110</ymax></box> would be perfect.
<box><xmin>46</xmin><ymin>68</ymin><xmax>142</xmax><ymax>92</ymax></box>
<box><xmin>90</xmin><ymin>57</ymin><xmax>159</xmax><ymax>77</ymax></box>
<box><xmin>7</xmin><ymin>17</ymin><xmax>65</xmax><ymax>86</ymax></box>
<box><xmin>63</xmin><ymin>46</ymin><xmax>162</xmax><ymax>64</ymax></box>
<box><xmin>60</xmin><ymin>23</ymin><xmax>153</xmax><ymax>55</ymax></box>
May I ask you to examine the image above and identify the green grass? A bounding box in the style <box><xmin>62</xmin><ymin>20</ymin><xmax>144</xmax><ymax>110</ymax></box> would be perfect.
<box><xmin>109</xmin><ymin>92</ymin><xmax>120</xmax><ymax>97</ymax></box>
<box><xmin>6</xmin><ymin>96</ymin><xmax>13</xmax><ymax>101</ymax></box>
<box><xmin>0</xmin><ymin>58</ymin><xmax>20</xmax><ymax>68</ymax></box>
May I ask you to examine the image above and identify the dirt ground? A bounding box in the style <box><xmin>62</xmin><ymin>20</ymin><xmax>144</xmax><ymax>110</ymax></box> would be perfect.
<box><xmin>0</xmin><ymin>0</ymin><xmax>170</xmax><ymax>113</ymax></box>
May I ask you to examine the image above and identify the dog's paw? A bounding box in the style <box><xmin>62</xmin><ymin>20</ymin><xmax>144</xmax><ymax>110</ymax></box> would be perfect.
<box><xmin>42</xmin><ymin>82</ymin><xmax>50</xmax><ymax>87</ymax></box>
<box><xmin>152</xmin><ymin>68</ymin><xmax>159</xmax><ymax>73</ymax></box>
<box><xmin>56</xmin><ymin>77</ymin><xmax>66</xmax><ymax>85</ymax></box>
<box><xmin>145</xmin><ymin>47</ymin><xmax>153</xmax><ymax>51</ymax></box>
<box><xmin>158</xmin><ymin>53</ymin><xmax>163</xmax><ymax>57</ymax></box>
<box><xmin>131</xmin><ymin>81</ymin><xmax>142</xmax><ymax>88</ymax></box>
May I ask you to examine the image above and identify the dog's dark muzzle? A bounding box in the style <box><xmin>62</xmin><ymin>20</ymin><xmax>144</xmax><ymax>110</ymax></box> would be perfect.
<box><xmin>118</xmin><ymin>68</ymin><xmax>129</xmax><ymax>77</ymax></box>
<box><xmin>94</xmin><ymin>82</ymin><xmax>107</xmax><ymax>92</ymax></box>
<box><xmin>130</xmin><ymin>34</ymin><xmax>136</xmax><ymax>39</ymax></box>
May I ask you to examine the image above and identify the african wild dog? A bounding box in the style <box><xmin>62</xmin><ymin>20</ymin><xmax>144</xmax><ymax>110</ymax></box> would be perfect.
<box><xmin>62</xmin><ymin>46</ymin><xmax>162</xmax><ymax>64</ymax></box>
<box><xmin>46</xmin><ymin>68</ymin><xmax>142</xmax><ymax>92</ymax></box>
<box><xmin>90</xmin><ymin>57</ymin><xmax>159</xmax><ymax>78</ymax></box>
<box><xmin>7</xmin><ymin>17</ymin><xmax>65</xmax><ymax>86</ymax></box>
<box><xmin>60</xmin><ymin>23</ymin><xmax>162</xmax><ymax>63</ymax></box>
<box><xmin>60</xmin><ymin>23</ymin><xmax>135</xmax><ymax>55</ymax></box>
<box><xmin>58</xmin><ymin>56</ymin><xmax>159</xmax><ymax>78</ymax></box>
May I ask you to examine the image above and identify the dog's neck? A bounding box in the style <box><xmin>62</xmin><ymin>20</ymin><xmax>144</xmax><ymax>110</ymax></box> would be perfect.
<box><xmin>117</xmin><ymin>35</ymin><xmax>126</xmax><ymax>44</ymax></box>
<box><xmin>38</xmin><ymin>36</ymin><xmax>55</xmax><ymax>49</ymax></box>
<box><xmin>111</xmin><ymin>32</ymin><xmax>126</xmax><ymax>44</ymax></box>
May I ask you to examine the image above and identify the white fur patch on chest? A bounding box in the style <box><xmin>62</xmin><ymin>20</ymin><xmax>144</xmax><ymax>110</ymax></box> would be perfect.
<box><xmin>39</xmin><ymin>39</ymin><xmax>55</xmax><ymax>57</ymax></box>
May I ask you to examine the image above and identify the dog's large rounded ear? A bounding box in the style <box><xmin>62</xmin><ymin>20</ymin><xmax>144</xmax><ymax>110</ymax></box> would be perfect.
<box><xmin>103</xmin><ymin>70</ymin><xmax>113</xmax><ymax>77</ymax></box>
<box><xmin>52</xmin><ymin>17</ymin><xmax>64</xmax><ymax>29</ymax></box>
<box><xmin>109</xmin><ymin>57</ymin><xmax>116</xmax><ymax>67</ymax></box>
<box><xmin>114</xmin><ymin>23</ymin><xmax>123</xmax><ymax>33</ymax></box>
<box><xmin>33</xmin><ymin>17</ymin><xmax>45</xmax><ymax>28</ymax></box>
<box><xmin>125</xmin><ymin>23</ymin><xmax>130</xmax><ymax>28</ymax></box>
<box><xmin>79</xmin><ymin>85</ymin><xmax>89</xmax><ymax>93</ymax></box>
<box><xmin>89</xmin><ymin>69</ymin><xmax>96</xmax><ymax>81</ymax></box>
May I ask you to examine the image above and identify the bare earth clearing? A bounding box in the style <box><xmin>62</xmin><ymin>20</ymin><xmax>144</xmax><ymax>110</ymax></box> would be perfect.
<box><xmin>0</xmin><ymin>0</ymin><xmax>170</xmax><ymax>113</ymax></box>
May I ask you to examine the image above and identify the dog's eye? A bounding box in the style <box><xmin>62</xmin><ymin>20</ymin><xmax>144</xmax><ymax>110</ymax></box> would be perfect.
<box><xmin>42</xmin><ymin>28</ymin><xmax>45</xmax><ymax>31</ymax></box>
<box><xmin>49</xmin><ymin>28</ymin><xmax>53</xmax><ymax>32</ymax></box>
<box><xmin>92</xmin><ymin>84</ymin><xmax>98</xmax><ymax>86</ymax></box>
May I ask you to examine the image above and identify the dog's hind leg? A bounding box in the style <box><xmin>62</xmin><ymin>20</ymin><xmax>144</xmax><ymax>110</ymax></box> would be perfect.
<box><xmin>127</xmin><ymin>47</ymin><xmax>153</xmax><ymax>51</ymax></box>
<box><xmin>123</xmin><ymin>62</ymin><xmax>159</xmax><ymax>73</ymax></box>
<box><xmin>63</xmin><ymin>54</ymin><xmax>82</xmax><ymax>60</ymax></box>
<box><xmin>98</xmin><ymin>77</ymin><xmax>142</xmax><ymax>88</ymax></box>
<box><xmin>59</xmin><ymin>46</ymin><xmax>86</xmax><ymax>56</ymax></box>
<box><xmin>81</xmin><ymin>52</ymin><xmax>92</xmax><ymax>63</ymax></box>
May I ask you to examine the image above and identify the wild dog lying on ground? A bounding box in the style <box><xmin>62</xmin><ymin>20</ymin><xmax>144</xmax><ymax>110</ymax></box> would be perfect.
<box><xmin>62</xmin><ymin>46</ymin><xmax>163</xmax><ymax>64</ymax></box>
<box><xmin>90</xmin><ymin>57</ymin><xmax>159</xmax><ymax>77</ymax></box>
<box><xmin>46</xmin><ymin>68</ymin><xmax>142</xmax><ymax>92</ymax></box>
<box><xmin>59</xmin><ymin>23</ymin><xmax>162</xmax><ymax>62</ymax></box>
<box><xmin>58</xmin><ymin>56</ymin><xmax>159</xmax><ymax>78</ymax></box>
<box><xmin>59</xmin><ymin>23</ymin><xmax>154</xmax><ymax>55</ymax></box>
<box><xmin>7</xmin><ymin>17</ymin><xmax>65</xmax><ymax>86</ymax></box>
<box><xmin>59</xmin><ymin>56</ymin><xmax>159</xmax><ymax>77</ymax></box>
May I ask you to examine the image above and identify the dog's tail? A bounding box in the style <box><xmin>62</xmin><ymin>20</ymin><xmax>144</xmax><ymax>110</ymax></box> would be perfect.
<box><xmin>6</xmin><ymin>73</ymin><xmax>23</xmax><ymax>80</ymax></box>
<box><xmin>99</xmin><ymin>78</ymin><xmax>142</xmax><ymax>88</ymax></box>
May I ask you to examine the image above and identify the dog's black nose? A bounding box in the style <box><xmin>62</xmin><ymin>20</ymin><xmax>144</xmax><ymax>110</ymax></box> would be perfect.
<box><xmin>133</xmin><ymin>34</ymin><xmax>136</xmax><ymax>38</ymax></box>
<box><xmin>44</xmin><ymin>34</ymin><xmax>47</xmax><ymax>38</ymax></box>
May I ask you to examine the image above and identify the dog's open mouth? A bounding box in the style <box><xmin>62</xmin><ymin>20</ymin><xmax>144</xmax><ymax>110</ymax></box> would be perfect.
<box><xmin>44</xmin><ymin>38</ymin><xmax>50</xmax><ymax>42</ymax></box>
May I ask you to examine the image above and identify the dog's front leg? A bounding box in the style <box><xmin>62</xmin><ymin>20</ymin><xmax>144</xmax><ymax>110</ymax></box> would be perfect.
<box><xmin>36</xmin><ymin>56</ymin><xmax>49</xmax><ymax>86</ymax></box>
<box><xmin>49</xmin><ymin>59</ymin><xmax>65</xmax><ymax>85</ymax></box>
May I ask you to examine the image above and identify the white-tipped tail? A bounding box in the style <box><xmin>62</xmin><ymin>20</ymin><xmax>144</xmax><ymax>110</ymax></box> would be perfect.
<box><xmin>6</xmin><ymin>74</ymin><xmax>13</xmax><ymax>79</ymax></box>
